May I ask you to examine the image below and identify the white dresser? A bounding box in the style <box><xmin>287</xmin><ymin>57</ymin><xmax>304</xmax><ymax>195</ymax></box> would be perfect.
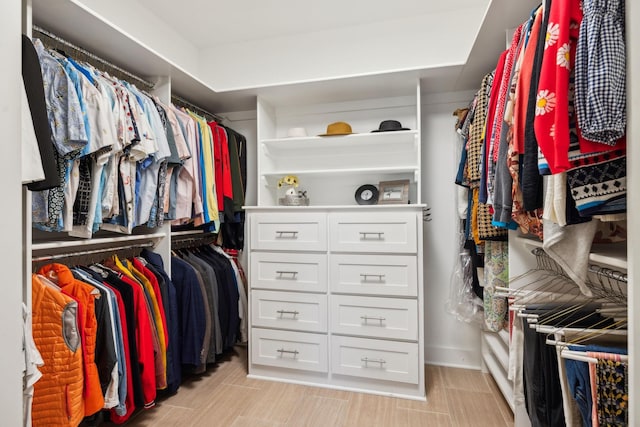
<box><xmin>247</xmin><ymin>207</ymin><xmax>425</xmax><ymax>399</ymax></box>
<box><xmin>246</xmin><ymin>85</ymin><xmax>426</xmax><ymax>399</ymax></box>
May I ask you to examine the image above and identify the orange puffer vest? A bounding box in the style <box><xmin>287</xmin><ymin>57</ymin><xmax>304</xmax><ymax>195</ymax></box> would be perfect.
<box><xmin>31</xmin><ymin>274</ymin><xmax>84</xmax><ymax>427</ymax></box>
<box><xmin>38</xmin><ymin>264</ymin><xmax>105</xmax><ymax>416</ymax></box>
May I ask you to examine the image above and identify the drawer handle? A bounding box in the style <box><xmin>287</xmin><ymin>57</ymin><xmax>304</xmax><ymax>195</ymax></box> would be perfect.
<box><xmin>277</xmin><ymin>348</ymin><xmax>299</xmax><ymax>357</ymax></box>
<box><xmin>277</xmin><ymin>309</ymin><xmax>300</xmax><ymax>317</ymax></box>
<box><xmin>360</xmin><ymin>273</ymin><xmax>386</xmax><ymax>282</ymax></box>
<box><xmin>361</xmin><ymin>315</ymin><xmax>386</xmax><ymax>325</ymax></box>
<box><xmin>359</xmin><ymin>231</ymin><xmax>384</xmax><ymax>240</ymax></box>
<box><xmin>275</xmin><ymin>230</ymin><xmax>299</xmax><ymax>238</ymax></box>
<box><xmin>361</xmin><ymin>357</ymin><xmax>386</xmax><ymax>367</ymax></box>
<box><xmin>276</xmin><ymin>270</ymin><xmax>299</xmax><ymax>279</ymax></box>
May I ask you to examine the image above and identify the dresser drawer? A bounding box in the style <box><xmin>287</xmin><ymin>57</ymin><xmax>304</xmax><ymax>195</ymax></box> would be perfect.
<box><xmin>330</xmin><ymin>295</ymin><xmax>417</xmax><ymax>340</ymax></box>
<box><xmin>251</xmin><ymin>252</ymin><xmax>327</xmax><ymax>293</ymax></box>
<box><xmin>252</xmin><ymin>328</ymin><xmax>328</xmax><ymax>373</ymax></box>
<box><xmin>328</xmin><ymin>212</ymin><xmax>417</xmax><ymax>253</ymax></box>
<box><xmin>330</xmin><ymin>254</ymin><xmax>417</xmax><ymax>297</ymax></box>
<box><xmin>331</xmin><ymin>336</ymin><xmax>419</xmax><ymax>384</ymax></box>
<box><xmin>250</xmin><ymin>213</ymin><xmax>327</xmax><ymax>251</ymax></box>
<box><xmin>252</xmin><ymin>290</ymin><xmax>327</xmax><ymax>332</ymax></box>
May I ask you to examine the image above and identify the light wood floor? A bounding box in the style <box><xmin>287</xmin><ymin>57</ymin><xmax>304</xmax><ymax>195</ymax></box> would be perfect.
<box><xmin>122</xmin><ymin>346</ymin><xmax>513</xmax><ymax>427</ymax></box>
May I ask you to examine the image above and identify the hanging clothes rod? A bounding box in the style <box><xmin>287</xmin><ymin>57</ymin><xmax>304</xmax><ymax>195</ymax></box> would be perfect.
<box><xmin>171</xmin><ymin>94</ymin><xmax>226</xmax><ymax>123</ymax></box>
<box><xmin>171</xmin><ymin>234</ymin><xmax>217</xmax><ymax>249</ymax></box>
<box><xmin>32</xmin><ymin>242</ymin><xmax>155</xmax><ymax>262</ymax></box>
<box><xmin>561</xmin><ymin>348</ymin><xmax>629</xmax><ymax>364</ymax></box>
<box><xmin>32</xmin><ymin>25</ymin><xmax>156</xmax><ymax>90</ymax></box>
<box><xmin>589</xmin><ymin>264</ymin><xmax>628</xmax><ymax>283</ymax></box>
<box><xmin>172</xmin><ymin>233</ymin><xmax>216</xmax><ymax>243</ymax></box>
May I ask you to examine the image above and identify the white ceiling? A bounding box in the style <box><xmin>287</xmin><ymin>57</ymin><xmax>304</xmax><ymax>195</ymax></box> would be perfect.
<box><xmin>35</xmin><ymin>0</ymin><xmax>537</xmax><ymax>111</ymax></box>
<box><xmin>136</xmin><ymin>0</ymin><xmax>487</xmax><ymax>48</ymax></box>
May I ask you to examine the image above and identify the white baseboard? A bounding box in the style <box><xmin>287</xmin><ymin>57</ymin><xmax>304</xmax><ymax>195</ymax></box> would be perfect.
<box><xmin>425</xmin><ymin>345</ymin><xmax>482</xmax><ymax>369</ymax></box>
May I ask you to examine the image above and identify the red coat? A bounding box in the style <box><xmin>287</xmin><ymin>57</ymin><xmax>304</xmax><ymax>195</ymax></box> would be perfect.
<box><xmin>209</xmin><ymin>121</ymin><xmax>233</xmax><ymax>214</ymax></box>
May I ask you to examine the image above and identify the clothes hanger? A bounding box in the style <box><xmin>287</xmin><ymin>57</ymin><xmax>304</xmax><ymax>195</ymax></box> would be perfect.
<box><xmin>544</xmin><ymin>306</ymin><xmax>627</xmax><ymax>349</ymax></box>
<box><xmin>506</xmin><ymin>271</ymin><xmax>584</xmax><ymax>307</ymax></box>
<box><xmin>497</xmin><ymin>248</ymin><xmax>569</xmax><ymax>300</ymax></box>
<box><xmin>564</xmin><ymin>317</ymin><xmax>628</xmax><ymax>345</ymax></box>
<box><xmin>509</xmin><ymin>272</ymin><xmax>589</xmax><ymax>322</ymax></box>
<box><xmin>560</xmin><ymin>346</ymin><xmax>629</xmax><ymax>364</ymax></box>
<box><xmin>557</xmin><ymin>322</ymin><xmax>629</xmax><ymax>364</ymax></box>
<box><xmin>506</xmin><ymin>247</ymin><xmax>607</xmax><ymax>335</ymax></box>
<box><xmin>36</xmin><ymin>274</ymin><xmax>62</xmax><ymax>291</ymax></box>
<box><xmin>541</xmin><ymin>261</ymin><xmax>629</xmax><ymax>348</ymax></box>
<box><xmin>514</xmin><ymin>273</ymin><xmax>603</xmax><ymax>329</ymax></box>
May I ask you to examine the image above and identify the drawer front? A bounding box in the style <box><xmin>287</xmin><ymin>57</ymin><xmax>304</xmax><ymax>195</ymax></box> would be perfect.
<box><xmin>251</xmin><ymin>252</ymin><xmax>327</xmax><ymax>293</ymax></box>
<box><xmin>252</xmin><ymin>328</ymin><xmax>328</xmax><ymax>373</ymax></box>
<box><xmin>330</xmin><ymin>254</ymin><xmax>417</xmax><ymax>297</ymax></box>
<box><xmin>250</xmin><ymin>213</ymin><xmax>327</xmax><ymax>251</ymax></box>
<box><xmin>252</xmin><ymin>290</ymin><xmax>327</xmax><ymax>333</ymax></box>
<box><xmin>328</xmin><ymin>212</ymin><xmax>417</xmax><ymax>253</ymax></box>
<box><xmin>330</xmin><ymin>295</ymin><xmax>417</xmax><ymax>340</ymax></box>
<box><xmin>331</xmin><ymin>336</ymin><xmax>419</xmax><ymax>384</ymax></box>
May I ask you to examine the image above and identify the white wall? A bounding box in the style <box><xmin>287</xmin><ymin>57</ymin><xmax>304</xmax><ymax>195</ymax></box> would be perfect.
<box><xmin>221</xmin><ymin>111</ymin><xmax>258</xmax><ymax>207</ymax></box>
<box><xmin>200</xmin><ymin>8</ymin><xmax>486</xmax><ymax>91</ymax></box>
<box><xmin>219</xmin><ymin>111</ymin><xmax>258</xmax><ymax>271</ymax></box>
<box><xmin>421</xmin><ymin>91</ymin><xmax>483</xmax><ymax>368</ymax></box>
<box><xmin>0</xmin><ymin>0</ymin><xmax>26</xmax><ymax>424</ymax></box>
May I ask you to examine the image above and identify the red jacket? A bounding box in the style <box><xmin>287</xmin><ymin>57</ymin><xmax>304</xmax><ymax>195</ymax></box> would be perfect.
<box><xmin>209</xmin><ymin>121</ymin><xmax>233</xmax><ymax>214</ymax></box>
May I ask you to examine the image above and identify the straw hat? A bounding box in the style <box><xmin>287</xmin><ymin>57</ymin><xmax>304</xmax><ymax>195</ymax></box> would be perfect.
<box><xmin>318</xmin><ymin>121</ymin><xmax>355</xmax><ymax>136</ymax></box>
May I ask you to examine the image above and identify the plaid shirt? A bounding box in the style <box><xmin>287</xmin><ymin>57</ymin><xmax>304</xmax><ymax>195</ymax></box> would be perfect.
<box><xmin>574</xmin><ymin>0</ymin><xmax>626</xmax><ymax>145</ymax></box>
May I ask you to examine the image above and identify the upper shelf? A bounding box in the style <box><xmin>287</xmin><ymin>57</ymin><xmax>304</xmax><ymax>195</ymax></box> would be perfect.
<box><xmin>259</xmin><ymin>132</ymin><xmax>420</xmax><ymax>176</ymax></box>
<box><xmin>261</xmin><ymin>130</ymin><xmax>419</xmax><ymax>146</ymax></box>
<box><xmin>260</xmin><ymin>166</ymin><xmax>419</xmax><ymax>177</ymax></box>
<box><xmin>29</xmin><ymin>0</ymin><xmax>540</xmax><ymax>114</ymax></box>
<box><xmin>30</xmin><ymin>0</ymin><xmax>255</xmax><ymax>112</ymax></box>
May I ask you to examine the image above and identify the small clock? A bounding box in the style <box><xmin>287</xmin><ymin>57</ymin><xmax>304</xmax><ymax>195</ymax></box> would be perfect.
<box><xmin>355</xmin><ymin>184</ymin><xmax>379</xmax><ymax>205</ymax></box>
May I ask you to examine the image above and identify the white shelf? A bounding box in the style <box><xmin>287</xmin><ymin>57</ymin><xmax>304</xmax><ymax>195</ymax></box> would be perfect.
<box><xmin>482</xmin><ymin>350</ymin><xmax>514</xmax><ymax>412</ymax></box>
<box><xmin>515</xmin><ymin>235</ymin><xmax>627</xmax><ymax>270</ymax></box>
<box><xmin>243</xmin><ymin>205</ymin><xmax>426</xmax><ymax>211</ymax></box>
<box><xmin>483</xmin><ymin>330</ymin><xmax>509</xmax><ymax>373</ymax></box>
<box><xmin>261</xmin><ymin>166</ymin><xmax>419</xmax><ymax>177</ymax></box>
<box><xmin>31</xmin><ymin>0</ymin><xmax>254</xmax><ymax>112</ymax></box>
<box><xmin>498</xmin><ymin>328</ymin><xmax>510</xmax><ymax>347</ymax></box>
<box><xmin>261</xmin><ymin>130</ymin><xmax>418</xmax><ymax>146</ymax></box>
<box><xmin>32</xmin><ymin>232</ymin><xmax>166</xmax><ymax>251</ymax></box>
<box><xmin>256</xmin><ymin>84</ymin><xmax>421</xmax><ymax>207</ymax></box>
<box><xmin>590</xmin><ymin>243</ymin><xmax>627</xmax><ymax>270</ymax></box>
<box><xmin>260</xmin><ymin>132</ymin><xmax>419</xmax><ymax>177</ymax></box>
<box><xmin>482</xmin><ymin>332</ymin><xmax>514</xmax><ymax>412</ymax></box>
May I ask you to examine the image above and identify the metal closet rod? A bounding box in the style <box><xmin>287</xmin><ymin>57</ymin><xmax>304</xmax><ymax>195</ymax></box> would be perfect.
<box><xmin>32</xmin><ymin>25</ymin><xmax>156</xmax><ymax>90</ymax></box>
<box><xmin>171</xmin><ymin>94</ymin><xmax>226</xmax><ymax>123</ymax></box>
<box><xmin>171</xmin><ymin>234</ymin><xmax>217</xmax><ymax>249</ymax></box>
<box><xmin>32</xmin><ymin>242</ymin><xmax>155</xmax><ymax>262</ymax></box>
<box><xmin>589</xmin><ymin>264</ymin><xmax>628</xmax><ymax>283</ymax></box>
